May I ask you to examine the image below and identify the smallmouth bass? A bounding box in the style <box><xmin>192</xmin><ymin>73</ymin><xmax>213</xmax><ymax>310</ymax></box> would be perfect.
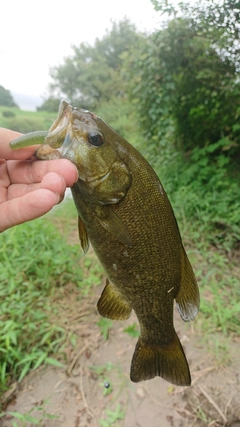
<box><xmin>10</xmin><ymin>100</ymin><xmax>200</xmax><ymax>386</ymax></box>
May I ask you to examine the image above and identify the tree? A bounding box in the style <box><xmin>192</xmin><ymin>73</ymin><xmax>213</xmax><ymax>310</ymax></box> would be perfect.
<box><xmin>129</xmin><ymin>3</ymin><xmax>240</xmax><ymax>248</ymax></box>
<box><xmin>130</xmin><ymin>10</ymin><xmax>240</xmax><ymax>163</ymax></box>
<box><xmin>37</xmin><ymin>96</ymin><xmax>59</xmax><ymax>112</ymax></box>
<box><xmin>152</xmin><ymin>0</ymin><xmax>240</xmax><ymax>66</ymax></box>
<box><xmin>0</xmin><ymin>85</ymin><xmax>18</xmax><ymax>108</ymax></box>
<box><xmin>49</xmin><ymin>18</ymin><xmax>143</xmax><ymax>110</ymax></box>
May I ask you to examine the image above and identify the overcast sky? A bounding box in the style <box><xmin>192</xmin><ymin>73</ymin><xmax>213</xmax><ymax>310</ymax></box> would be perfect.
<box><xmin>0</xmin><ymin>0</ymin><xmax>160</xmax><ymax>99</ymax></box>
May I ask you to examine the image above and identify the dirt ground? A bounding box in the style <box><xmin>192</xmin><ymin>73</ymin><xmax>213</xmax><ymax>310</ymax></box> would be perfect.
<box><xmin>1</xmin><ymin>277</ymin><xmax>240</xmax><ymax>427</ymax></box>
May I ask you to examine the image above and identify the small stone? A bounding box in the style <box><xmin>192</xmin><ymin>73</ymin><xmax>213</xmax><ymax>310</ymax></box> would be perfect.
<box><xmin>104</xmin><ymin>381</ymin><xmax>110</xmax><ymax>389</ymax></box>
<box><xmin>136</xmin><ymin>387</ymin><xmax>145</xmax><ymax>399</ymax></box>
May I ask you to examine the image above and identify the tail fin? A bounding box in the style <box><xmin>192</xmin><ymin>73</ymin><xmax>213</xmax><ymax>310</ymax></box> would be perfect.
<box><xmin>130</xmin><ymin>332</ymin><xmax>191</xmax><ymax>386</ymax></box>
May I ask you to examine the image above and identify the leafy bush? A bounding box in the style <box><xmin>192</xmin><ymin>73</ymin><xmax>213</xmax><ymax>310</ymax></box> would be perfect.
<box><xmin>37</xmin><ymin>96</ymin><xmax>60</xmax><ymax>112</ymax></box>
<box><xmin>129</xmin><ymin>8</ymin><xmax>240</xmax><ymax>250</ymax></box>
<box><xmin>2</xmin><ymin>110</ymin><xmax>15</xmax><ymax>118</ymax></box>
<box><xmin>149</xmin><ymin>141</ymin><xmax>240</xmax><ymax>251</ymax></box>
<box><xmin>131</xmin><ymin>17</ymin><xmax>240</xmax><ymax>161</ymax></box>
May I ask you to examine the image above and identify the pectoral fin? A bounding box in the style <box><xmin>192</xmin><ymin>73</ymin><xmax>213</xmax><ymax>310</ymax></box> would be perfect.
<box><xmin>78</xmin><ymin>216</ymin><xmax>89</xmax><ymax>254</ymax></box>
<box><xmin>176</xmin><ymin>247</ymin><xmax>200</xmax><ymax>321</ymax></box>
<box><xmin>97</xmin><ymin>279</ymin><xmax>132</xmax><ymax>320</ymax></box>
<box><xmin>95</xmin><ymin>206</ymin><xmax>132</xmax><ymax>247</ymax></box>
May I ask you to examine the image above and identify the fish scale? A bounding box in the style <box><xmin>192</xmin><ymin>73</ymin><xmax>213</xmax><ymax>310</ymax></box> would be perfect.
<box><xmin>10</xmin><ymin>99</ymin><xmax>200</xmax><ymax>386</ymax></box>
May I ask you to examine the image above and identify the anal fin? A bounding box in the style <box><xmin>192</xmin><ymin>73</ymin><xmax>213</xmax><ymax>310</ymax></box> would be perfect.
<box><xmin>176</xmin><ymin>247</ymin><xmax>200</xmax><ymax>321</ymax></box>
<box><xmin>130</xmin><ymin>332</ymin><xmax>191</xmax><ymax>386</ymax></box>
<box><xmin>97</xmin><ymin>279</ymin><xmax>132</xmax><ymax>320</ymax></box>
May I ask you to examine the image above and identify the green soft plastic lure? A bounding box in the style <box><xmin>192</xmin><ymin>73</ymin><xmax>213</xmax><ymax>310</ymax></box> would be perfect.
<box><xmin>10</xmin><ymin>131</ymin><xmax>48</xmax><ymax>149</ymax></box>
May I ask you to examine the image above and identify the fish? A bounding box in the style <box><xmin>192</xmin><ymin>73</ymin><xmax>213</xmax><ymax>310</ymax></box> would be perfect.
<box><xmin>10</xmin><ymin>100</ymin><xmax>200</xmax><ymax>386</ymax></box>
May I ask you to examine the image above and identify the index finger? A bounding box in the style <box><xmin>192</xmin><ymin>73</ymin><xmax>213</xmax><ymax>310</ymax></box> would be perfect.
<box><xmin>0</xmin><ymin>127</ymin><xmax>40</xmax><ymax>160</ymax></box>
<box><xmin>6</xmin><ymin>158</ymin><xmax>78</xmax><ymax>187</ymax></box>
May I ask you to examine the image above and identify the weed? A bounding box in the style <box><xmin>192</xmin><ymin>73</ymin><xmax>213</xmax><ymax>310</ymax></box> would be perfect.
<box><xmin>0</xmin><ymin>398</ymin><xmax>57</xmax><ymax>426</ymax></box>
<box><xmin>0</xmin><ymin>217</ymin><xmax>83</xmax><ymax>397</ymax></box>
<box><xmin>123</xmin><ymin>323</ymin><xmax>139</xmax><ymax>338</ymax></box>
<box><xmin>101</xmin><ymin>380</ymin><xmax>113</xmax><ymax>396</ymax></box>
<box><xmin>200</xmin><ymin>334</ymin><xmax>232</xmax><ymax>367</ymax></box>
<box><xmin>97</xmin><ymin>318</ymin><xmax>113</xmax><ymax>340</ymax></box>
<box><xmin>194</xmin><ymin>405</ymin><xmax>212</xmax><ymax>425</ymax></box>
<box><xmin>90</xmin><ymin>364</ymin><xmax>114</xmax><ymax>396</ymax></box>
<box><xmin>49</xmin><ymin>200</ymin><xmax>104</xmax><ymax>293</ymax></box>
<box><xmin>189</xmin><ymin>244</ymin><xmax>240</xmax><ymax>336</ymax></box>
<box><xmin>100</xmin><ymin>403</ymin><xmax>125</xmax><ymax>426</ymax></box>
<box><xmin>90</xmin><ymin>362</ymin><xmax>115</xmax><ymax>377</ymax></box>
<box><xmin>90</xmin><ymin>362</ymin><xmax>128</xmax><ymax>407</ymax></box>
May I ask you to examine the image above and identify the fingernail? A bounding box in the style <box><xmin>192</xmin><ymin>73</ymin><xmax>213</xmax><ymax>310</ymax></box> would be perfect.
<box><xmin>74</xmin><ymin>170</ymin><xmax>79</xmax><ymax>183</ymax></box>
<box><xmin>54</xmin><ymin>193</ymin><xmax>61</xmax><ymax>204</ymax></box>
<box><xmin>56</xmin><ymin>193</ymin><xmax>64</xmax><ymax>204</ymax></box>
<box><xmin>59</xmin><ymin>193</ymin><xmax>64</xmax><ymax>204</ymax></box>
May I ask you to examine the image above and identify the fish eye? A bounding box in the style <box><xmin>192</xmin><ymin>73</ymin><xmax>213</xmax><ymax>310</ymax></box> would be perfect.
<box><xmin>88</xmin><ymin>131</ymin><xmax>104</xmax><ymax>147</ymax></box>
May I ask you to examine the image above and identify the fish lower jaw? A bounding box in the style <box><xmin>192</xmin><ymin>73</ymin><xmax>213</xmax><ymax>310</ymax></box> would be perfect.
<box><xmin>36</xmin><ymin>144</ymin><xmax>62</xmax><ymax>160</ymax></box>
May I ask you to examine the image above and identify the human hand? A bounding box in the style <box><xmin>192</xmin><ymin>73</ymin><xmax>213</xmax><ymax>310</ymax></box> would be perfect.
<box><xmin>0</xmin><ymin>127</ymin><xmax>78</xmax><ymax>232</ymax></box>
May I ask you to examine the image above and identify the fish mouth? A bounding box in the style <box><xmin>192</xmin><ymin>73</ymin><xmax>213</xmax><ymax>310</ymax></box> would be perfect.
<box><xmin>36</xmin><ymin>100</ymin><xmax>73</xmax><ymax>160</ymax></box>
<box><xmin>48</xmin><ymin>100</ymin><xmax>72</xmax><ymax>136</ymax></box>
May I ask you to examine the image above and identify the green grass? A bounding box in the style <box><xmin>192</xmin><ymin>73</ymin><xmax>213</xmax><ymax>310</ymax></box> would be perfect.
<box><xmin>0</xmin><ymin>212</ymin><xmax>83</xmax><ymax>400</ymax></box>
<box><xmin>0</xmin><ymin>106</ymin><xmax>56</xmax><ymax>133</ymax></box>
<box><xmin>182</xmin><ymin>224</ymin><xmax>240</xmax><ymax>339</ymax></box>
<box><xmin>0</xmin><ymin>399</ymin><xmax>58</xmax><ymax>427</ymax></box>
<box><xmin>100</xmin><ymin>403</ymin><xmax>125</xmax><ymax>427</ymax></box>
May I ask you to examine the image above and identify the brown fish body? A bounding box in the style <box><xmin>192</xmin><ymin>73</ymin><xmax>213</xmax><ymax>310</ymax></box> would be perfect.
<box><xmin>33</xmin><ymin>101</ymin><xmax>200</xmax><ymax>385</ymax></box>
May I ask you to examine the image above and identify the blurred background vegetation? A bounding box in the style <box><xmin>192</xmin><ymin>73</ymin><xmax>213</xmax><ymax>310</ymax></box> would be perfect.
<box><xmin>2</xmin><ymin>1</ymin><xmax>239</xmax><ymax>250</ymax></box>
<box><xmin>1</xmin><ymin>0</ymin><xmax>240</xmax><ymax>411</ymax></box>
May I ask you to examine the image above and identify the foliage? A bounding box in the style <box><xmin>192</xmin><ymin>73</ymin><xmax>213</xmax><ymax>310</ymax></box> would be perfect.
<box><xmin>0</xmin><ymin>85</ymin><xmax>18</xmax><ymax>108</ymax></box>
<box><xmin>36</xmin><ymin>96</ymin><xmax>59</xmax><ymax>112</ymax></box>
<box><xmin>128</xmin><ymin>3</ymin><xmax>240</xmax><ymax>248</ymax></box>
<box><xmin>100</xmin><ymin>403</ymin><xmax>125</xmax><ymax>427</ymax></box>
<box><xmin>96</xmin><ymin>97</ymin><xmax>142</xmax><ymax>148</ymax></box>
<box><xmin>155</xmin><ymin>142</ymin><xmax>240</xmax><ymax>251</ymax></box>
<box><xmin>48</xmin><ymin>18</ymin><xmax>144</xmax><ymax>110</ymax></box>
<box><xmin>130</xmin><ymin>17</ymin><xmax>240</xmax><ymax>158</ymax></box>
<box><xmin>123</xmin><ymin>323</ymin><xmax>139</xmax><ymax>338</ymax></box>
<box><xmin>0</xmin><ymin>399</ymin><xmax>57</xmax><ymax>426</ymax></box>
<box><xmin>0</xmin><ymin>216</ymin><xmax>82</xmax><ymax>396</ymax></box>
<box><xmin>97</xmin><ymin>318</ymin><xmax>113</xmax><ymax>341</ymax></box>
<box><xmin>186</xmin><ymin>232</ymin><xmax>240</xmax><ymax>337</ymax></box>
<box><xmin>152</xmin><ymin>0</ymin><xmax>240</xmax><ymax>65</ymax></box>
<box><xmin>6</xmin><ymin>117</ymin><xmax>48</xmax><ymax>133</ymax></box>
